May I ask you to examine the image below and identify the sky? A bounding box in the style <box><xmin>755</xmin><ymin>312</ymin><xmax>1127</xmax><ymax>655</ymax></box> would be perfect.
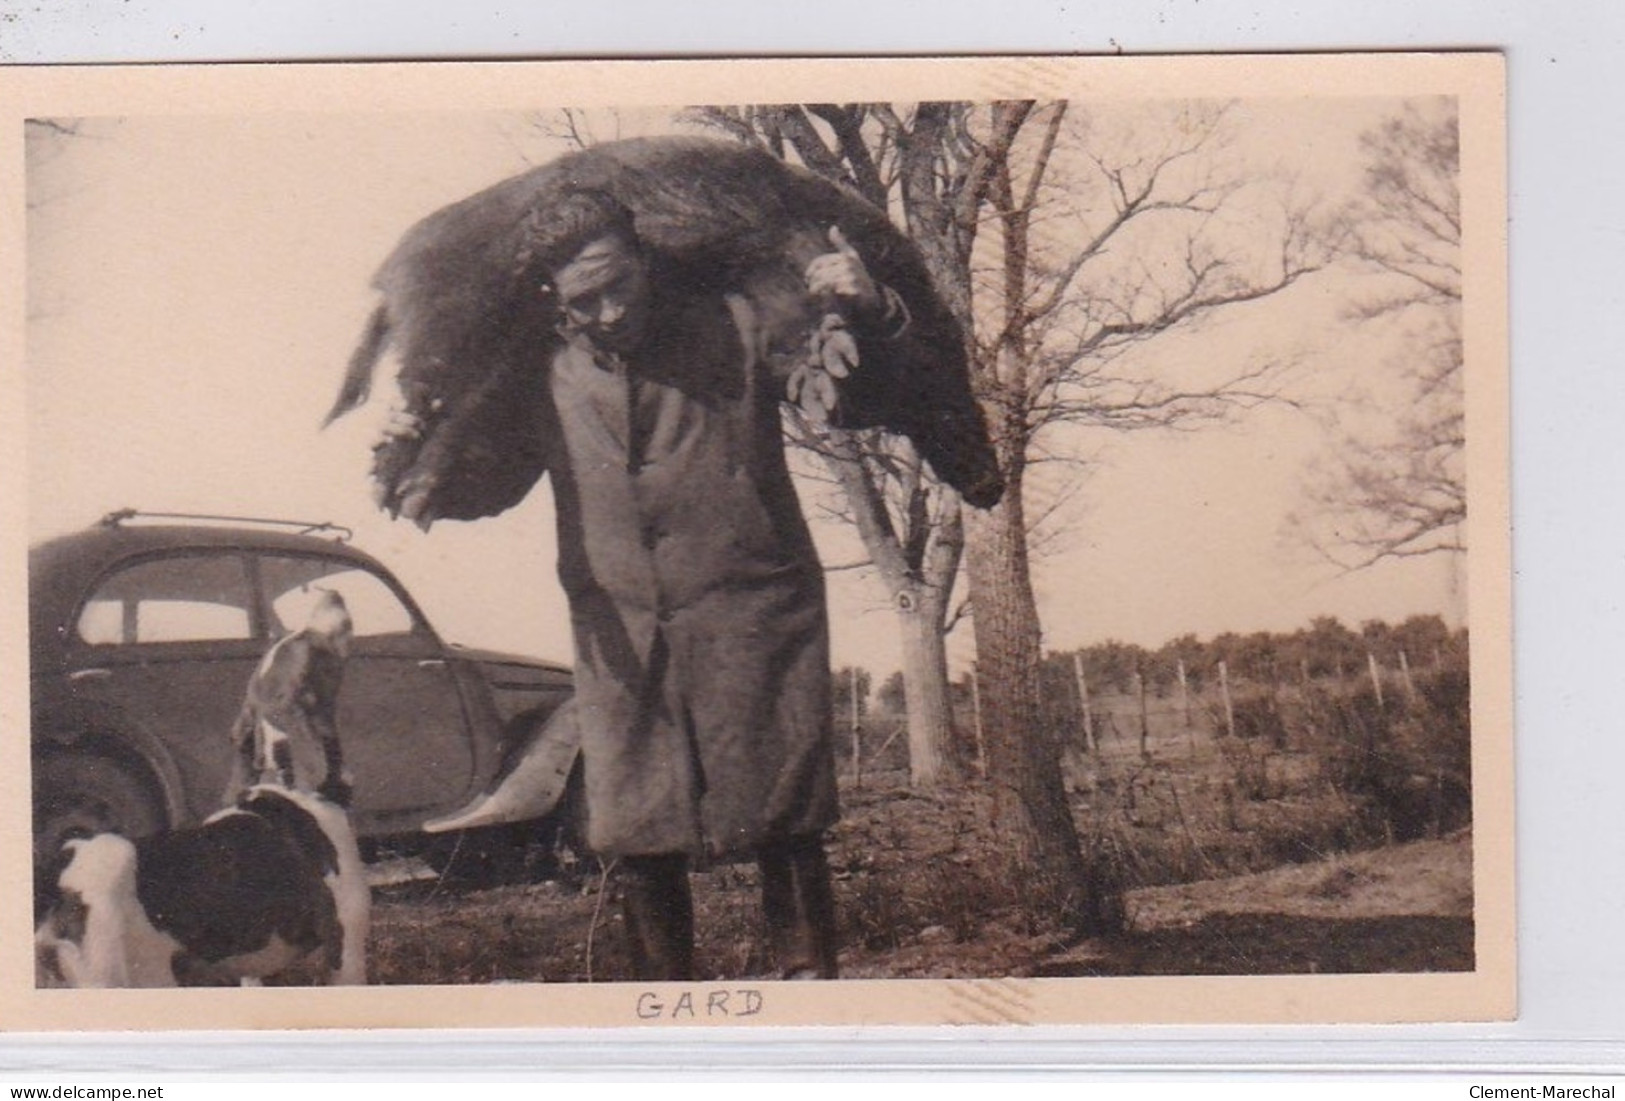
<box><xmin>24</xmin><ymin>98</ymin><xmax>1466</xmax><ymax>677</ymax></box>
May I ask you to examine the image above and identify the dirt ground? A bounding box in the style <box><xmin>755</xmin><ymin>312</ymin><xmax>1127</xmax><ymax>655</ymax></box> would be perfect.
<box><xmin>367</xmin><ymin>777</ymin><xmax>1474</xmax><ymax>985</ymax></box>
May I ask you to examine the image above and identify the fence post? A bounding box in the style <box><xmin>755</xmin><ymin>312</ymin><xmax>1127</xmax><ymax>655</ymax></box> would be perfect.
<box><xmin>971</xmin><ymin>664</ymin><xmax>987</xmax><ymax>779</ymax></box>
<box><xmin>850</xmin><ymin>665</ymin><xmax>863</xmax><ymax>788</ymax></box>
<box><xmin>1399</xmin><ymin>649</ymin><xmax>1419</xmax><ymax>703</ymax></box>
<box><xmin>1177</xmin><ymin>658</ymin><xmax>1198</xmax><ymax>755</ymax></box>
<box><xmin>1218</xmin><ymin>660</ymin><xmax>1236</xmax><ymax>738</ymax></box>
<box><xmin>1367</xmin><ymin>652</ymin><xmax>1386</xmax><ymax>709</ymax></box>
<box><xmin>1073</xmin><ymin>653</ymin><xmax>1094</xmax><ymax>752</ymax></box>
<box><xmin>1135</xmin><ymin>667</ymin><xmax>1150</xmax><ymax>758</ymax></box>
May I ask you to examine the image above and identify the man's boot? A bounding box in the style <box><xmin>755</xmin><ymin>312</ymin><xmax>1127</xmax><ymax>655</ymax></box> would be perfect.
<box><xmin>759</xmin><ymin>834</ymin><xmax>839</xmax><ymax>979</ymax></box>
<box><xmin>619</xmin><ymin>853</ymin><xmax>696</xmax><ymax>981</ymax></box>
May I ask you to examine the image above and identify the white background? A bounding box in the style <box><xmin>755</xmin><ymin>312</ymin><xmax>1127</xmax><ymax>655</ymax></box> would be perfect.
<box><xmin>1</xmin><ymin>0</ymin><xmax>1621</xmax><ymax>1079</ymax></box>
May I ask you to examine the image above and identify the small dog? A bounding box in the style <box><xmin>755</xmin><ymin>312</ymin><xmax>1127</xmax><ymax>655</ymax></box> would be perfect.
<box><xmin>36</xmin><ymin>590</ymin><xmax>369</xmax><ymax>987</ymax></box>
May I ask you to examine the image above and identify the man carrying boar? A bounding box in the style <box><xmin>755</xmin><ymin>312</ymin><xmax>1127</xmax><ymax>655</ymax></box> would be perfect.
<box><xmin>388</xmin><ymin>190</ymin><xmax>917</xmax><ymax>981</ymax></box>
<box><xmin>338</xmin><ymin>138</ymin><xmax>1004</xmax><ymax>983</ymax></box>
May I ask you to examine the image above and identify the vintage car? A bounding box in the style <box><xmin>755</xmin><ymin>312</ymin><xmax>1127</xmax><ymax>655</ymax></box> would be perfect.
<box><xmin>29</xmin><ymin>510</ymin><xmax>579</xmax><ymax>890</ymax></box>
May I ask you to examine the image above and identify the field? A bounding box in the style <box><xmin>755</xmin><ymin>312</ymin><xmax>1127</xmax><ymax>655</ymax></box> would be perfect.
<box><xmin>365</xmin><ymin>668</ymin><xmax>1474</xmax><ymax>984</ymax></box>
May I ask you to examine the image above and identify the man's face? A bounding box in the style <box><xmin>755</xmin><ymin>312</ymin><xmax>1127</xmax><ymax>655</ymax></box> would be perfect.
<box><xmin>552</xmin><ymin>233</ymin><xmax>651</xmax><ymax>354</ymax></box>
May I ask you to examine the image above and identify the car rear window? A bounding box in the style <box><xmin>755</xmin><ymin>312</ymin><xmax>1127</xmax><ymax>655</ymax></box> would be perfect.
<box><xmin>76</xmin><ymin>553</ymin><xmax>254</xmax><ymax>644</ymax></box>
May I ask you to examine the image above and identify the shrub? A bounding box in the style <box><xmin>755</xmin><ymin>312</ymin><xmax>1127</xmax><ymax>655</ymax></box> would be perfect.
<box><xmin>1302</xmin><ymin>669</ymin><xmax>1471</xmax><ymax>841</ymax></box>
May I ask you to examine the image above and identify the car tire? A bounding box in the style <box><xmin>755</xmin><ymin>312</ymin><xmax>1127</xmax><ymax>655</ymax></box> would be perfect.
<box><xmin>33</xmin><ymin>752</ymin><xmax>166</xmax><ymax>881</ymax></box>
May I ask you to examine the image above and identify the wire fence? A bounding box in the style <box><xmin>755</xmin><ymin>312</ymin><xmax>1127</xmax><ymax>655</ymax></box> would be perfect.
<box><xmin>835</xmin><ymin>646</ymin><xmax>1472</xmax><ymax>884</ymax></box>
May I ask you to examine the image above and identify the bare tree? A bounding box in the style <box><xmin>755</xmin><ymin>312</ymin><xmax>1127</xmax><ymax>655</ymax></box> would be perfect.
<box><xmin>954</xmin><ymin>101</ymin><xmax>1324</xmax><ymax>933</ymax></box>
<box><xmin>1295</xmin><ymin>100</ymin><xmax>1464</xmax><ymax>568</ymax></box>
<box><xmin>26</xmin><ymin>117</ymin><xmax>121</xmax><ymax>323</ymax></box>
<box><xmin>690</xmin><ymin>101</ymin><xmax>1328</xmax><ymax>934</ymax></box>
<box><xmin>25</xmin><ymin>118</ymin><xmax>120</xmax><ymax>207</ymax></box>
<box><xmin>516</xmin><ymin>108</ymin><xmax>622</xmax><ymax>155</ymax></box>
<box><xmin>789</xmin><ymin>421</ymin><xmax>971</xmax><ymax>784</ymax></box>
<box><xmin>25</xmin><ymin>117</ymin><xmax>88</xmax><ymax>180</ymax></box>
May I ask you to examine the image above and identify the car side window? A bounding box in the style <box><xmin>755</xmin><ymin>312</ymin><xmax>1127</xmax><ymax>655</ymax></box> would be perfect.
<box><xmin>76</xmin><ymin>554</ymin><xmax>254</xmax><ymax>645</ymax></box>
<box><xmin>258</xmin><ymin>556</ymin><xmax>419</xmax><ymax>639</ymax></box>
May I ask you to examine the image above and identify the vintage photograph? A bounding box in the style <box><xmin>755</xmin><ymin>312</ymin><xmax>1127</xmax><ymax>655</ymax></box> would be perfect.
<box><xmin>3</xmin><ymin>54</ymin><xmax>1511</xmax><ymax>1028</ymax></box>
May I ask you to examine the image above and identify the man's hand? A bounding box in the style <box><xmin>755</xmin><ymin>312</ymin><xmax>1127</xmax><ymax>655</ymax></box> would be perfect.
<box><xmin>803</xmin><ymin>224</ymin><xmax>911</xmax><ymax>340</ymax></box>
<box><xmin>803</xmin><ymin>226</ymin><xmax>883</xmax><ymax>315</ymax></box>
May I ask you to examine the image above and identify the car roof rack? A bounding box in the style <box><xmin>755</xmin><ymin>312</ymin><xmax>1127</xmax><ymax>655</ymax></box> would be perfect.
<box><xmin>98</xmin><ymin>508</ymin><xmax>353</xmax><ymax>542</ymax></box>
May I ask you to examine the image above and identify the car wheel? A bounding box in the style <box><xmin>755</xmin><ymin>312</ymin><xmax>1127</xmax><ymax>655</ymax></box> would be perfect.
<box><xmin>33</xmin><ymin>753</ymin><xmax>165</xmax><ymax>877</ymax></box>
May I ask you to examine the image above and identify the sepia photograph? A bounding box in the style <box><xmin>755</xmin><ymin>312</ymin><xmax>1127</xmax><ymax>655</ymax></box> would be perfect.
<box><xmin>1</xmin><ymin>53</ymin><xmax>1511</xmax><ymax>1029</ymax></box>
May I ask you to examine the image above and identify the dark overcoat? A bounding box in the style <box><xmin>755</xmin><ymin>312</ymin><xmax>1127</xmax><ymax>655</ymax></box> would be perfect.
<box><xmin>546</xmin><ymin>289</ymin><xmax>892</xmax><ymax>858</ymax></box>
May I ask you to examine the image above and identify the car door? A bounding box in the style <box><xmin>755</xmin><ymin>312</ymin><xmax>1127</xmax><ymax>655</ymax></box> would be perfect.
<box><xmin>65</xmin><ymin>550</ymin><xmax>264</xmax><ymax>821</ymax></box>
<box><xmin>254</xmin><ymin>553</ymin><xmax>478</xmax><ymax>834</ymax></box>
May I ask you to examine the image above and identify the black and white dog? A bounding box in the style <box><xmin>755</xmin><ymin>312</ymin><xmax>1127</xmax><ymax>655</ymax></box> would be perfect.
<box><xmin>36</xmin><ymin>591</ymin><xmax>369</xmax><ymax>987</ymax></box>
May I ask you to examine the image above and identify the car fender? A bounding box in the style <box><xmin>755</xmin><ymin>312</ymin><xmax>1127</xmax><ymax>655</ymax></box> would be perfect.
<box><xmin>422</xmin><ymin>699</ymin><xmax>581</xmax><ymax>834</ymax></box>
<box><xmin>33</xmin><ymin>698</ymin><xmax>191</xmax><ymax>828</ymax></box>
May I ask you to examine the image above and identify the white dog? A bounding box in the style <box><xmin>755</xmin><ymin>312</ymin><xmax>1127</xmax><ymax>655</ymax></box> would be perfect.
<box><xmin>36</xmin><ymin>591</ymin><xmax>369</xmax><ymax>987</ymax></box>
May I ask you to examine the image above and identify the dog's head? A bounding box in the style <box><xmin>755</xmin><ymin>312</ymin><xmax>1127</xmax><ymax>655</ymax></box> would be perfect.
<box><xmin>242</xmin><ymin>590</ymin><xmax>354</xmax><ymax>804</ymax></box>
<box><xmin>306</xmin><ymin>588</ymin><xmax>354</xmax><ymax>660</ymax></box>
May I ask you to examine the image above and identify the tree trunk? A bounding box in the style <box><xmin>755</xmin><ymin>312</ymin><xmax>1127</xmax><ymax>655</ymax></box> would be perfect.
<box><xmin>818</xmin><ymin>435</ymin><xmax>965</xmax><ymax>789</ymax></box>
<box><xmin>962</xmin><ymin>459</ymin><xmax>1097</xmax><ymax>935</ymax></box>
<box><xmin>895</xmin><ymin>576</ymin><xmax>958</xmax><ymax>786</ymax></box>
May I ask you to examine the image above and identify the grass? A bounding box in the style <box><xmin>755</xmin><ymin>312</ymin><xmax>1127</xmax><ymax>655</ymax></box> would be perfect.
<box><xmin>366</xmin><ymin>670</ymin><xmax>1475</xmax><ymax>984</ymax></box>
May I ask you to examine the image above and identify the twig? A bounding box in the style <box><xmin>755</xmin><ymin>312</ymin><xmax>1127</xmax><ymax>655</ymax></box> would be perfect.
<box><xmin>1168</xmin><ymin>784</ymin><xmax>1218</xmax><ymax>878</ymax></box>
<box><xmin>424</xmin><ymin>832</ymin><xmax>465</xmax><ymax>904</ymax></box>
<box><xmin>865</xmin><ymin>724</ymin><xmax>907</xmax><ymax>769</ymax></box>
<box><xmin>584</xmin><ymin>857</ymin><xmax>620</xmax><ymax>984</ymax></box>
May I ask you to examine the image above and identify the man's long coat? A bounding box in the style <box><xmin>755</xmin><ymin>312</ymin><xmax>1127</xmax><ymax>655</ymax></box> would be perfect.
<box><xmin>543</xmin><ymin>289</ymin><xmax>898</xmax><ymax>859</ymax></box>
